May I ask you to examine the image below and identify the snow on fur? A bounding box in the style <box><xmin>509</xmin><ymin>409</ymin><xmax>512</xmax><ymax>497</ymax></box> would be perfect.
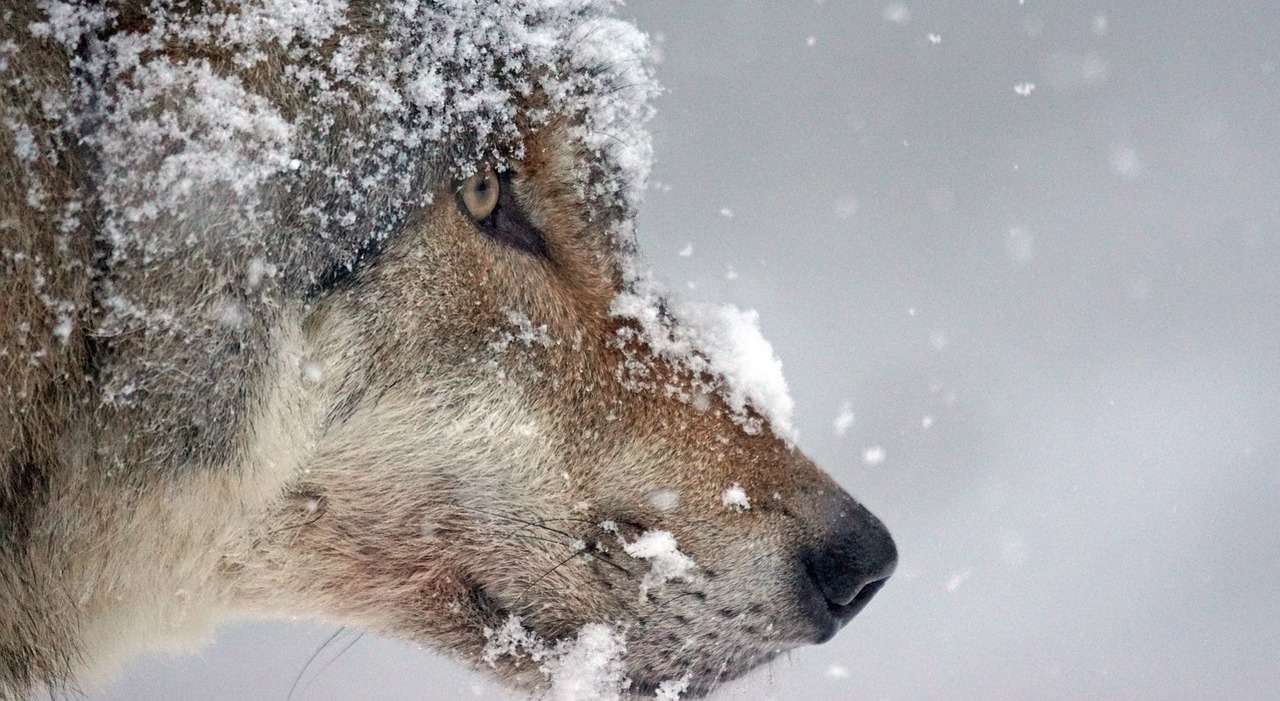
<box><xmin>720</xmin><ymin>483</ymin><xmax>751</xmax><ymax>511</ymax></box>
<box><xmin>21</xmin><ymin>0</ymin><xmax>795</xmax><ymax>444</ymax></box>
<box><xmin>483</xmin><ymin>615</ymin><xmax>692</xmax><ymax>700</ymax></box>
<box><xmin>612</xmin><ymin>268</ymin><xmax>797</xmax><ymax>441</ymax></box>
<box><xmin>22</xmin><ymin>0</ymin><xmax>657</xmax><ymax>355</ymax></box>
<box><xmin>621</xmin><ymin>529</ymin><xmax>697</xmax><ymax>601</ymax></box>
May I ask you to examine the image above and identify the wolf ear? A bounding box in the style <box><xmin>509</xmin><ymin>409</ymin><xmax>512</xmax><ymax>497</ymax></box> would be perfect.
<box><xmin>454</xmin><ymin>170</ymin><xmax>548</xmax><ymax>257</ymax></box>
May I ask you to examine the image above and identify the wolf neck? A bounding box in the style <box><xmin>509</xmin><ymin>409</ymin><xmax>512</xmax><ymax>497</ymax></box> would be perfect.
<box><xmin>0</xmin><ymin>313</ymin><xmax>350</xmax><ymax>698</ymax></box>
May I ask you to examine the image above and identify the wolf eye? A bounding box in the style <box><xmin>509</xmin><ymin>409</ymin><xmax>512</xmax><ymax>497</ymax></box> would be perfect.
<box><xmin>459</xmin><ymin>168</ymin><xmax>500</xmax><ymax>220</ymax></box>
<box><xmin>454</xmin><ymin>169</ymin><xmax>548</xmax><ymax>257</ymax></box>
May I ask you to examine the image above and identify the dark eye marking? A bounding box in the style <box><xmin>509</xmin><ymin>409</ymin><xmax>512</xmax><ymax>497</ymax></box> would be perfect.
<box><xmin>455</xmin><ymin>170</ymin><xmax>548</xmax><ymax>257</ymax></box>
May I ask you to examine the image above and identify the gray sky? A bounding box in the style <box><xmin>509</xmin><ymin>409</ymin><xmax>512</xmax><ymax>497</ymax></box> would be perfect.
<box><xmin>93</xmin><ymin>2</ymin><xmax>1280</xmax><ymax>699</ymax></box>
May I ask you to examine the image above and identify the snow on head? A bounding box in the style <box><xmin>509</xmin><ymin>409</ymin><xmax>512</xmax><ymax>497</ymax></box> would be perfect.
<box><xmin>611</xmin><ymin>272</ymin><xmax>797</xmax><ymax>441</ymax></box>
<box><xmin>30</xmin><ymin>0</ymin><xmax>657</xmax><ymax>278</ymax></box>
<box><xmin>23</xmin><ymin>0</ymin><xmax>659</xmax><ymax>403</ymax></box>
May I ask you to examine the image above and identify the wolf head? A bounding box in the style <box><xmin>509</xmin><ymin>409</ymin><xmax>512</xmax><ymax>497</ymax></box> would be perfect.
<box><xmin>1</xmin><ymin>1</ymin><xmax>894</xmax><ymax>698</ymax></box>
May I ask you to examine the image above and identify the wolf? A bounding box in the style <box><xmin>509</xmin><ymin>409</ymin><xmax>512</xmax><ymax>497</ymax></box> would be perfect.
<box><xmin>0</xmin><ymin>1</ymin><xmax>897</xmax><ymax>698</ymax></box>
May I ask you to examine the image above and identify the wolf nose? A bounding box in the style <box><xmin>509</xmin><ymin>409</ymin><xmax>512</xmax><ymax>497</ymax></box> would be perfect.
<box><xmin>798</xmin><ymin>493</ymin><xmax>897</xmax><ymax>637</ymax></box>
<box><xmin>804</xmin><ymin>507</ymin><xmax>896</xmax><ymax>605</ymax></box>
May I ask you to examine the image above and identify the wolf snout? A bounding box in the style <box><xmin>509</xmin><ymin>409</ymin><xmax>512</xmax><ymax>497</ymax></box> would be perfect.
<box><xmin>794</xmin><ymin>490</ymin><xmax>897</xmax><ymax>642</ymax></box>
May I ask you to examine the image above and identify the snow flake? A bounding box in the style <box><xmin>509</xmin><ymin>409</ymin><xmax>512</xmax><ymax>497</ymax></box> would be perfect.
<box><xmin>611</xmin><ymin>277</ymin><xmax>796</xmax><ymax>441</ymax></box>
<box><xmin>655</xmin><ymin>673</ymin><xmax>692</xmax><ymax>700</ymax></box>
<box><xmin>884</xmin><ymin>3</ymin><xmax>912</xmax><ymax>25</ymax></box>
<box><xmin>1006</xmin><ymin>227</ymin><xmax>1035</xmax><ymax>264</ymax></box>
<box><xmin>946</xmin><ymin>569</ymin><xmax>972</xmax><ymax>593</ymax></box>
<box><xmin>481</xmin><ymin>616</ymin><xmax>631</xmax><ymax>699</ymax></box>
<box><xmin>833</xmin><ymin>402</ymin><xmax>855</xmax><ymax>436</ymax></box>
<box><xmin>647</xmin><ymin>487</ymin><xmax>681</xmax><ymax>512</ymax></box>
<box><xmin>622</xmin><ymin>530</ymin><xmax>697</xmax><ymax>601</ymax></box>
<box><xmin>52</xmin><ymin>315</ymin><xmax>73</xmax><ymax>344</ymax></box>
<box><xmin>720</xmin><ymin>483</ymin><xmax>751</xmax><ymax>511</ymax></box>
<box><xmin>491</xmin><ymin>310</ymin><xmax>553</xmax><ymax>352</ymax></box>
<box><xmin>543</xmin><ymin>624</ymin><xmax>628</xmax><ymax>701</ymax></box>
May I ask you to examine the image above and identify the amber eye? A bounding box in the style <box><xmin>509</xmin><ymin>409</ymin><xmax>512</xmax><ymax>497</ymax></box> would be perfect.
<box><xmin>459</xmin><ymin>168</ymin><xmax>500</xmax><ymax>220</ymax></box>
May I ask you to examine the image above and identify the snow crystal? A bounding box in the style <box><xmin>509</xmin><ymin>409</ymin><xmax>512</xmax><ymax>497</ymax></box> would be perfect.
<box><xmin>0</xmin><ymin>39</ymin><xmax>17</xmax><ymax>74</ymax></box>
<box><xmin>862</xmin><ymin>446</ymin><xmax>886</xmax><ymax>465</ymax></box>
<box><xmin>482</xmin><ymin>617</ymin><xmax>629</xmax><ymax>701</ymax></box>
<box><xmin>884</xmin><ymin>3</ymin><xmax>912</xmax><ymax>25</ymax></box>
<box><xmin>482</xmin><ymin>616</ymin><xmax>544</xmax><ymax>667</ymax></box>
<box><xmin>543</xmin><ymin>624</ymin><xmax>628</xmax><ymax>701</ymax></box>
<box><xmin>930</xmin><ymin>329</ymin><xmax>949</xmax><ymax>350</ymax></box>
<box><xmin>611</xmin><ymin>277</ymin><xmax>796</xmax><ymax>441</ymax></box>
<box><xmin>51</xmin><ymin>315</ymin><xmax>73</xmax><ymax>345</ymax></box>
<box><xmin>244</xmin><ymin>258</ymin><xmax>276</xmax><ymax>291</ymax></box>
<box><xmin>921</xmin><ymin>414</ymin><xmax>935</xmax><ymax>429</ymax></box>
<box><xmin>647</xmin><ymin>487</ymin><xmax>681</xmax><ymax>512</ymax></box>
<box><xmin>678</xmin><ymin>243</ymin><xmax>693</xmax><ymax>257</ymax></box>
<box><xmin>833</xmin><ymin>195</ymin><xmax>859</xmax><ymax>219</ymax></box>
<box><xmin>301</xmin><ymin>361</ymin><xmax>324</xmax><ymax>384</ymax></box>
<box><xmin>654</xmin><ymin>674</ymin><xmax>692</xmax><ymax>700</ymax></box>
<box><xmin>946</xmin><ymin>569</ymin><xmax>971</xmax><ymax>593</ymax></box>
<box><xmin>6</xmin><ymin>119</ymin><xmax>38</xmax><ymax>164</ymax></box>
<box><xmin>1110</xmin><ymin>143</ymin><xmax>1144</xmax><ymax>179</ymax></box>
<box><xmin>1006</xmin><ymin>227</ymin><xmax>1035</xmax><ymax>264</ymax></box>
<box><xmin>928</xmin><ymin>33</ymin><xmax>942</xmax><ymax>44</ymax></box>
<box><xmin>720</xmin><ymin>483</ymin><xmax>751</xmax><ymax>511</ymax></box>
<box><xmin>1014</xmin><ymin>81</ymin><xmax>1037</xmax><ymax>97</ymax></box>
<box><xmin>491</xmin><ymin>310</ymin><xmax>553</xmax><ymax>352</ymax></box>
<box><xmin>833</xmin><ymin>402</ymin><xmax>855</xmax><ymax>436</ymax></box>
<box><xmin>826</xmin><ymin>664</ymin><xmax>850</xmax><ymax>679</ymax></box>
<box><xmin>1092</xmin><ymin>13</ymin><xmax>1110</xmax><ymax>36</ymax></box>
<box><xmin>622</xmin><ymin>530</ymin><xmax>697</xmax><ymax>601</ymax></box>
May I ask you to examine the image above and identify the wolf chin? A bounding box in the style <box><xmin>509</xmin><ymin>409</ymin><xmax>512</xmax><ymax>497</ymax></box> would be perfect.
<box><xmin>0</xmin><ymin>1</ymin><xmax>897</xmax><ymax>698</ymax></box>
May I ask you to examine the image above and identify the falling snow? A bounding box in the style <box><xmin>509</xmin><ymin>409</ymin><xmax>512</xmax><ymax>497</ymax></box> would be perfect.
<box><xmin>833</xmin><ymin>402</ymin><xmax>855</xmax><ymax>436</ymax></box>
<box><xmin>862</xmin><ymin>446</ymin><xmax>887</xmax><ymax>465</ymax></box>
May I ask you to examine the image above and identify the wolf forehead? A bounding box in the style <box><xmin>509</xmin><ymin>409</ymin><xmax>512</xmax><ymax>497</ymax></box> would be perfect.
<box><xmin>11</xmin><ymin>0</ymin><xmax>659</xmax><ymax>454</ymax></box>
<box><xmin>35</xmin><ymin>0</ymin><xmax>656</xmax><ymax>274</ymax></box>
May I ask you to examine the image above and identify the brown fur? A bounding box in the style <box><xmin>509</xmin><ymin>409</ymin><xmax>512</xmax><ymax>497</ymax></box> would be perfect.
<box><xmin>0</xmin><ymin>2</ymin><xmax>894</xmax><ymax>699</ymax></box>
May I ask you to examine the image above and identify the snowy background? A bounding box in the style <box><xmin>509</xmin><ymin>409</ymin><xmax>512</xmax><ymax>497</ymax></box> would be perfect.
<box><xmin>92</xmin><ymin>2</ymin><xmax>1280</xmax><ymax>700</ymax></box>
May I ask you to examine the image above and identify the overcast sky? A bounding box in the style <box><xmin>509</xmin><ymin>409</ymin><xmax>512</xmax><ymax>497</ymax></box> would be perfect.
<box><xmin>93</xmin><ymin>2</ymin><xmax>1280</xmax><ymax>699</ymax></box>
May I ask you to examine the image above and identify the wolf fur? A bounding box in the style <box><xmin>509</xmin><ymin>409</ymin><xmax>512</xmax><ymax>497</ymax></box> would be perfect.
<box><xmin>0</xmin><ymin>1</ymin><xmax>896</xmax><ymax>698</ymax></box>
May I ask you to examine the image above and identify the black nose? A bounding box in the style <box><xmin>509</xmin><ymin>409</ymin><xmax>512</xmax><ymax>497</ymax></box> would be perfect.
<box><xmin>798</xmin><ymin>493</ymin><xmax>897</xmax><ymax>640</ymax></box>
